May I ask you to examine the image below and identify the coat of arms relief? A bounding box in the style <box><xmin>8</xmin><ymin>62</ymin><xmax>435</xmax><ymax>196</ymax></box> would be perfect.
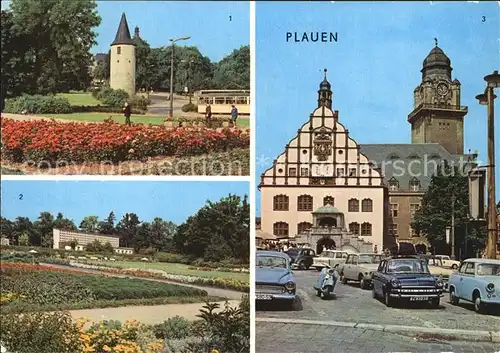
<box><xmin>313</xmin><ymin>128</ymin><xmax>332</xmax><ymax>161</ymax></box>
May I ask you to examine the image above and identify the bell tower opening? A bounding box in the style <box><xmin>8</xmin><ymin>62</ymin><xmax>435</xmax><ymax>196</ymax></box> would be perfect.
<box><xmin>408</xmin><ymin>40</ymin><xmax>467</xmax><ymax>155</ymax></box>
<box><xmin>318</xmin><ymin>217</ymin><xmax>337</xmax><ymax>228</ymax></box>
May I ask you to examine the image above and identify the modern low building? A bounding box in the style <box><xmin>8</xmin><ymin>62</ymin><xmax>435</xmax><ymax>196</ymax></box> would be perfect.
<box><xmin>52</xmin><ymin>229</ymin><xmax>120</xmax><ymax>250</ymax></box>
<box><xmin>114</xmin><ymin>247</ymin><xmax>134</xmax><ymax>255</ymax></box>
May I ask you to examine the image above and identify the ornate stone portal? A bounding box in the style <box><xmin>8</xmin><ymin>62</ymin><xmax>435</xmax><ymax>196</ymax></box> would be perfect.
<box><xmin>293</xmin><ymin>205</ymin><xmax>374</xmax><ymax>254</ymax></box>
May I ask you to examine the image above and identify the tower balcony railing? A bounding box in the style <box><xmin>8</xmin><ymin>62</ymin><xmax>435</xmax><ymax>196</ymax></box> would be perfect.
<box><xmin>408</xmin><ymin>103</ymin><xmax>468</xmax><ymax>121</ymax></box>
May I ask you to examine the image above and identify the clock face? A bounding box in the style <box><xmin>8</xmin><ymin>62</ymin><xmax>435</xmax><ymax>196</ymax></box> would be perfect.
<box><xmin>437</xmin><ymin>83</ymin><xmax>449</xmax><ymax>96</ymax></box>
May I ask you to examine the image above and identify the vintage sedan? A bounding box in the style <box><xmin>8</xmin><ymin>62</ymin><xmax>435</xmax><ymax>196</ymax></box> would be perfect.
<box><xmin>313</xmin><ymin>250</ymin><xmax>349</xmax><ymax>271</ymax></box>
<box><xmin>435</xmin><ymin>255</ymin><xmax>461</xmax><ymax>270</ymax></box>
<box><xmin>426</xmin><ymin>257</ymin><xmax>455</xmax><ymax>289</ymax></box>
<box><xmin>448</xmin><ymin>258</ymin><xmax>500</xmax><ymax>313</ymax></box>
<box><xmin>341</xmin><ymin>253</ymin><xmax>382</xmax><ymax>289</ymax></box>
<box><xmin>372</xmin><ymin>256</ymin><xmax>444</xmax><ymax>308</ymax></box>
<box><xmin>286</xmin><ymin>247</ymin><xmax>316</xmax><ymax>270</ymax></box>
<box><xmin>255</xmin><ymin>250</ymin><xmax>297</xmax><ymax>308</ymax></box>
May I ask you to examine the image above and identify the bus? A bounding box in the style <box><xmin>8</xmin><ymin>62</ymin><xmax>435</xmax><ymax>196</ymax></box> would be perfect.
<box><xmin>195</xmin><ymin>90</ymin><xmax>250</xmax><ymax>115</ymax></box>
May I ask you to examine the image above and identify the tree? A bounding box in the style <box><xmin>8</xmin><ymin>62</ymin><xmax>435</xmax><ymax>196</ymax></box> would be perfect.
<box><xmin>85</xmin><ymin>239</ymin><xmax>103</xmax><ymax>253</ymax></box>
<box><xmin>174</xmin><ymin>194</ymin><xmax>250</xmax><ymax>262</ymax></box>
<box><xmin>92</xmin><ymin>60</ymin><xmax>106</xmax><ymax>83</ymax></box>
<box><xmin>11</xmin><ymin>217</ymin><xmax>34</xmax><ymax>246</ymax></box>
<box><xmin>69</xmin><ymin>238</ymin><xmax>78</xmax><ymax>251</ymax></box>
<box><xmin>33</xmin><ymin>212</ymin><xmax>54</xmax><ymax>247</ymax></box>
<box><xmin>213</xmin><ymin>46</ymin><xmax>250</xmax><ymax>89</ymax></box>
<box><xmin>412</xmin><ymin>165</ymin><xmax>487</xmax><ymax>257</ymax></box>
<box><xmin>0</xmin><ymin>217</ymin><xmax>15</xmax><ymax>242</ymax></box>
<box><xmin>53</xmin><ymin>213</ymin><xmax>77</xmax><ymax>231</ymax></box>
<box><xmin>116</xmin><ymin>213</ymin><xmax>141</xmax><ymax>250</ymax></box>
<box><xmin>1</xmin><ymin>10</ymin><xmax>32</xmax><ymax>109</ymax></box>
<box><xmin>148</xmin><ymin>218</ymin><xmax>177</xmax><ymax>252</ymax></box>
<box><xmin>79</xmin><ymin>216</ymin><xmax>99</xmax><ymax>233</ymax></box>
<box><xmin>7</xmin><ymin>0</ymin><xmax>101</xmax><ymax>94</ymax></box>
<box><xmin>18</xmin><ymin>232</ymin><xmax>30</xmax><ymax>246</ymax></box>
<box><xmin>97</xmin><ymin>211</ymin><xmax>115</xmax><ymax>235</ymax></box>
<box><xmin>102</xmin><ymin>241</ymin><xmax>114</xmax><ymax>253</ymax></box>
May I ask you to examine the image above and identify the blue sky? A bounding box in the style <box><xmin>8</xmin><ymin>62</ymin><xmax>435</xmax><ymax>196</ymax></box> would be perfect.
<box><xmin>255</xmin><ymin>1</ymin><xmax>500</xmax><ymax>215</ymax></box>
<box><xmin>1</xmin><ymin>181</ymin><xmax>249</xmax><ymax>225</ymax></box>
<box><xmin>94</xmin><ymin>1</ymin><xmax>249</xmax><ymax>61</ymax></box>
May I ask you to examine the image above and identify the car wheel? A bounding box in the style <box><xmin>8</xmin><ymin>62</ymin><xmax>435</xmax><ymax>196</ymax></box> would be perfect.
<box><xmin>359</xmin><ymin>275</ymin><xmax>366</xmax><ymax>290</ymax></box>
<box><xmin>298</xmin><ymin>261</ymin><xmax>306</xmax><ymax>270</ymax></box>
<box><xmin>372</xmin><ymin>285</ymin><xmax>377</xmax><ymax>299</ymax></box>
<box><xmin>451</xmin><ymin>264</ymin><xmax>458</xmax><ymax>270</ymax></box>
<box><xmin>449</xmin><ymin>288</ymin><xmax>459</xmax><ymax>305</ymax></box>
<box><xmin>384</xmin><ymin>289</ymin><xmax>394</xmax><ymax>307</ymax></box>
<box><xmin>305</xmin><ymin>264</ymin><xmax>311</xmax><ymax>270</ymax></box>
<box><xmin>430</xmin><ymin>297</ymin><xmax>440</xmax><ymax>308</ymax></box>
<box><xmin>342</xmin><ymin>275</ymin><xmax>348</xmax><ymax>284</ymax></box>
<box><xmin>473</xmin><ymin>292</ymin><xmax>485</xmax><ymax>314</ymax></box>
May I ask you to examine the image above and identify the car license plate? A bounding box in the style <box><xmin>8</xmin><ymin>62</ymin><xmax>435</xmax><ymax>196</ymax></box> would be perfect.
<box><xmin>256</xmin><ymin>294</ymin><xmax>272</xmax><ymax>300</ymax></box>
<box><xmin>410</xmin><ymin>296</ymin><xmax>428</xmax><ymax>301</ymax></box>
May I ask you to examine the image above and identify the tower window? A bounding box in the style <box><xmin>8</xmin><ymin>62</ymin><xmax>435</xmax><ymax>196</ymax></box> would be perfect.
<box><xmin>117</xmin><ymin>46</ymin><xmax>121</xmax><ymax>55</ymax></box>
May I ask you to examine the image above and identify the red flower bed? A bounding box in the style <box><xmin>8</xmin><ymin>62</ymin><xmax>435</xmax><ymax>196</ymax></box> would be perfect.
<box><xmin>0</xmin><ymin>262</ymin><xmax>101</xmax><ymax>276</ymax></box>
<box><xmin>1</xmin><ymin>118</ymin><xmax>250</xmax><ymax>165</ymax></box>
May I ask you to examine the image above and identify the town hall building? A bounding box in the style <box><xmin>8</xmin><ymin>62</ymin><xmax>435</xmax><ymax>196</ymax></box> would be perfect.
<box><xmin>259</xmin><ymin>43</ymin><xmax>476</xmax><ymax>254</ymax></box>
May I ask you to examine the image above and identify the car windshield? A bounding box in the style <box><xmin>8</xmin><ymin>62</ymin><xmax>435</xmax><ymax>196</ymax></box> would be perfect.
<box><xmin>359</xmin><ymin>254</ymin><xmax>382</xmax><ymax>264</ymax></box>
<box><xmin>477</xmin><ymin>263</ymin><xmax>500</xmax><ymax>276</ymax></box>
<box><xmin>387</xmin><ymin>259</ymin><xmax>428</xmax><ymax>273</ymax></box>
<box><xmin>257</xmin><ymin>256</ymin><xmax>287</xmax><ymax>269</ymax></box>
<box><xmin>286</xmin><ymin>249</ymin><xmax>298</xmax><ymax>255</ymax></box>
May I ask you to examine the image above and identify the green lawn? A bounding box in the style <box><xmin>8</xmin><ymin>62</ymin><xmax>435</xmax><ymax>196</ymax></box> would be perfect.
<box><xmin>40</xmin><ymin>112</ymin><xmax>250</xmax><ymax>127</ymax></box>
<box><xmin>89</xmin><ymin>260</ymin><xmax>249</xmax><ymax>282</ymax></box>
<box><xmin>56</xmin><ymin>92</ymin><xmax>101</xmax><ymax>106</ymax></box>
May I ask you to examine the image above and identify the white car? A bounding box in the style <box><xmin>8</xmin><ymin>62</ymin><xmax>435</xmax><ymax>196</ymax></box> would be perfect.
<box><xmin>427</xmin><ymin>257</ymin><xmax>455</xmax><ymax>290</ymax></box>
<box><xmin>313</xmin><ymin>250</ymin><xmax>349</xmax><ymax>271</ymax></box>
<box><xmin>435</xmin><ymin>255</ymin><xmax>460</xmax><ymax>270</ymax></box>
<box><xmin>341</xmin><ymin>253</ymin><xmax>382</xmax><ymax>289</ymax></box>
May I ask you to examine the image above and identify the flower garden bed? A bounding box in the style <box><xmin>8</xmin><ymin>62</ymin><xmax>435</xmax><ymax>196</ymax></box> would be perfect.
<box><xmin>1</xmin><ymin>118</ymin><xmax>250</xmax><ymax>166</ymax></box>
<box><xmin>66</xmin><ymin>262</ymin><xmax>249</xmax><ymax>293</ymax></box>
<box><xmin>0</xmin><ymin>262</ymin><xmax>211</xmax><ymax>314</ymax></box>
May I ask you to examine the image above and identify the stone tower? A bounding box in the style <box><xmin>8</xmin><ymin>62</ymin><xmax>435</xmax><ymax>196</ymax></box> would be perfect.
<box><xmin>407</xmin><ymin>42</ymin><xmax>467</xmax><ymax>155</ymax></box>
<box><xmin>109</xmin><ymin>13</ymin><xmax>136</xmax><ymax>97</ymax></box>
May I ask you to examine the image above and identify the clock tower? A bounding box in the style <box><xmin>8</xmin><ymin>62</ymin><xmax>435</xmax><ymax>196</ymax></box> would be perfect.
<box><xmin>408</xmin><ymin>42</ymin><xmax>467</xmax><ymax>155</ymax></box>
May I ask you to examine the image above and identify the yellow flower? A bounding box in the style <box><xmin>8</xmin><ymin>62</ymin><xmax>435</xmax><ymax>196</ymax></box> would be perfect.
<box><xmin>103</xmin><ymin>345</ymin><xmax>111</xmax><ymax>352</ymax></box>
<box><xmin>211</xmin><ymin>349</ymin><xmax>220</xmax><ymax>353</ymax></box>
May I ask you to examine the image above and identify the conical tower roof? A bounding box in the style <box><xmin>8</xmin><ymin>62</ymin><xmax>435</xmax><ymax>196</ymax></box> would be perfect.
<box><xmin>111</xmin><ymin>13</ymin><xmax>135</xmax><ymax>46</ymax></box>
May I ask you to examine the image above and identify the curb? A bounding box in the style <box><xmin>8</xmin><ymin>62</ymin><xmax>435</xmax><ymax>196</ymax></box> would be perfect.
<box><xmin>256</xmin><ymin>317</ymin><xmax>499</xmax><ymax>343</ymax></box>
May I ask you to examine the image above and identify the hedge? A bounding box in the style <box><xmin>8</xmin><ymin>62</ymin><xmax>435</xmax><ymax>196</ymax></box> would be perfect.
<box><xmin>3</xmin><ymin>95</ymin><xmax>72</xmax><ymax>114</ymax></box>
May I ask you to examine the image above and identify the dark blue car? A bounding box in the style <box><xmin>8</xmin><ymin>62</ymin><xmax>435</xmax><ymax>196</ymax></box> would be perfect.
<box><xmin>372</xmin><ymin>256</ymin><xmax>444</xmax><ymax>308</ymax></box>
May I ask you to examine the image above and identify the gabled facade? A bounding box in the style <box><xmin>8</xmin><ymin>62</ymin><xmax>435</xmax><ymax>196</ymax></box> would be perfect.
<box><xmin>260</xmin><ymin>70</ymin><xmax>386</xmax><ymax>253</ymax></box>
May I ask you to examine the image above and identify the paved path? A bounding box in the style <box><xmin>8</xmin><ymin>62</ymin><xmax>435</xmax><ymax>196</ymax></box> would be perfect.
<box><xmin>256</xmin><ymin>270</ymin><xmax>500</xmax><ymax>351</ymax></box>
<box><xmin>70</xmin><ymin>300</ymin><xmax>240</xmax><ymax>325</ymax></box>
<box><xmin>41</xmin><ymin>263</ymin><xmax>245</xmax><ymax>300</ymax></box>
<box><xmin>256</xmin><ymin>322</ymin><xmax>500</xmax><ymax>353</ymax></box>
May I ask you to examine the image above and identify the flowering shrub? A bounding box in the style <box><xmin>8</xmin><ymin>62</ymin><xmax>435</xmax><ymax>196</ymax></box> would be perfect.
<box><xmin>1</xmin><ymin>118</ymin><xmax>250</xmax><ymax>165</ymax></box>
<box><xmin>69</xmin><ymin>262</ymin><xmax>249</xmax><ymax>292</ymax></box>
<box><xmin>4</xmin><ymin>94</ymin><xmax>72</xmax><ymax>114</ymax></box>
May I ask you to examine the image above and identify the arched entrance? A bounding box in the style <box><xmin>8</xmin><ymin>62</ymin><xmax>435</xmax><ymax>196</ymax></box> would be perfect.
<box><xmin>316</xmin><ymin>237</ymin><xmax>336</xmax><ymax>254</ymax></box>
<box><xmin>318</xmin><ymin>217</ymin><xmax>337</xmax><ymax>227</ymax></box>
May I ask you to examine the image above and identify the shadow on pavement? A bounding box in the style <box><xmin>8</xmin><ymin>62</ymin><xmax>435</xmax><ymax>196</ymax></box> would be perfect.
<box><xmin>256</xmin><ymin>296</ymin><xmax>303</xmax><ymax>312</ymax></box>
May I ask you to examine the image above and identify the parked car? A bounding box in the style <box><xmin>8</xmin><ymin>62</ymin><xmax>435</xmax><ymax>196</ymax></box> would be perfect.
<box><xmin>435</xmin><ymin>255</ymin><xmax>460</xmax><ymax>270</ymax></box>
<box><xmin>425</xmin><ymin>256</ymin><xmax>455</xmax><ymax>289</ymax></box>
<box><xmin>286</xmin><ymin>247</ymin><xmax>316</xmax><ymax>270</ymax></box>
<box><xmin>312</xmin><ymin>250</ymin><xmax>349</xmax><ymax>271</ymax></box>
<box><xmin>341</xmin><ymin>253</ymin><xmax>382</xmax><ymax>289</ymax></box>
<box><xmin>372</xmin><ymin>256</ymin><xmax>444</xmax><ymax>308</ymax></box>
<box><xmin>448</xmin><ymin>258</ymin><xmax>500</xmax><ymax>313</ymax></box>
<box><xmin>255</xmin><ymin>250</ymin><xmax>297</xmax><ymax>308</ymax></box>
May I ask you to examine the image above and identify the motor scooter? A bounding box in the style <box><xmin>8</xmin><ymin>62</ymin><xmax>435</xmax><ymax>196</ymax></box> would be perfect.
<box><xmin>313</xmin><ymin>265</ymin><xmax>338</xmax><ymax>299</ymax></box>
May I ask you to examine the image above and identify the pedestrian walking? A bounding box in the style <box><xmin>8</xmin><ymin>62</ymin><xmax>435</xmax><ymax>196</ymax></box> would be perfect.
<box><xmin>231</xmin><ymin>104</ymin><xmax>238</xmax><ymax>126</ymax></box>
<box><xmin>205</xmin><ymin>103</ymin><xmax>212</xmax><ymax>125</ymax></box>
<box><xmin>123</xmin><ymin>102</ymin><xmax>132</xmax><ymax>126</ymax></box>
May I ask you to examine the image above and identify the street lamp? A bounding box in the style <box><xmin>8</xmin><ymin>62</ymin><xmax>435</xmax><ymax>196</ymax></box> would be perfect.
<box><xmin>181</xmin><ymin>59</ymin><xmax>195</xmax><ymax>104</ymax></box>
<box><xmin>476</xmin><ymin>70</ymin><xmax>500</xmax><ymax>259</ymax></box>
<box><xmin>445</xmin><ymin>226</ymin><xmax>451</xmax><ymax>245</ymax></box>
<box><xmin>168</xmin><ymin>36</ymin><xmax>191</xmax><ymax>118</ymax></box>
